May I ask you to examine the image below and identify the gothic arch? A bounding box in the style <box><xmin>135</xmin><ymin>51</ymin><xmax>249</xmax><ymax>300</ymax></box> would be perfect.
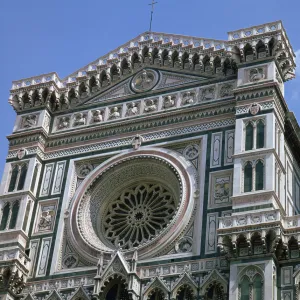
<box><xmin>170</xmin><ymin>273</ymin><xmax>197</xmax><ymax>300</ymax></box>
<box><xmin>152</xmin><ymin>48</ymin><xmax>160</xmax><ymax>65</ymax></box>
<box><xmin>100</xmin><ymin>274</ymin><xmax>129</xmax><ymax>300</ymax></box>
<box><xmin>143</xmin><ymin>277</ymin><xmax>169</xmax><ymax>300</ymax></box>
<box><xmin>121</xmin><ymin>58</ymin><xmax>131</xmax><ymax>75</ymax></box>
<box><xmin>181</xmin><ymin>52</ymin><xmax>190</xmax><ymax>69</ymax></box>
<box><xmin>200</xmin><ymin>270</ymin><xmax>228</xmax><ymax>299</ymax></box>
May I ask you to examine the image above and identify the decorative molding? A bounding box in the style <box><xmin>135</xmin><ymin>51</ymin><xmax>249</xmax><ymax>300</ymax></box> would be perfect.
<box><xmin>40</xmin><ymin>163</ymin><xmax>55</xmax><ymax>197</ymax></box>
<box><xmin>36</xmin><ymin>237</ymin><xmax>52</xmax><ymax>277</ymax></box>
<box><xmin>210</xmin><ymin>132</ymin><xmax>223</xmax><ymax>168</ymax></box>
<box><xmin>205</xmin><ymin>212</ymin><xmax>218</xmax><ymax>254</ymax></box>
<box><xmin>51</xmin><ymin>161</ymin><xmax>66</xmax><ymax>195</ymax></box>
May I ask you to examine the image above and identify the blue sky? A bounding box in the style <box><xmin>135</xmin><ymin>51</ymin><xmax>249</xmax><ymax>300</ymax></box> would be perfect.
<box><xmin>0</xmin><ymin>0</ymin><xmax>300</xmax><ymax>175</ymax></box>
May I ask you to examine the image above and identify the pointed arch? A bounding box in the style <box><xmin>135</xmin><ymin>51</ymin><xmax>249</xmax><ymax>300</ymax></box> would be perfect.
<box><xmin>68</xmin><ymin>88</ymin><xmax>79</xmax><ymax>105</ymax></box>
<box><xmin>192</xmin><ymin>53</ymin><xmax>201</xmax><ymax>71</ymax></box>
<box><xmin>17</xmin><ymin>163</ymin><xmax>27</xmax><ymax>190</ymax></box>
<box><xmin>244</xmin><ymin>43</ymin><xmax>253</xmax><ymax>61</ymax></box>
<box><xmin>100</xmin><ymin>70</ymin><xmax>111</xmax><ymax>87</ymax></box>
<box><xmin>237</xmin><ymin>234</ymin><xmax>249</xmax><ymax>256</ymax></box>
<box><xmin>79</xmin><ymin>82</ymin><xmax>89</xmax><ymax>98</ymax></box>
<box><xmin>171</xmin><ymin>273</ymin><xmax>197</xmax><ymax>300</ymax></box>
<box><xmin>131</xmin><ymin>52</ymin><xmax>141</xmax><ymax>69</ymax></box>
<box><xmin>59</xmin><ymin>93</ymin><xmax>68</xmax><ymax>110</ymax></box>
<box><xmin>240</xmin><ymin>275</ymin><xmax>250</xmax><ymax>300</ymax></box>
<box><xmin>9</xmin><ymin>201</ymin><xmax>19</xmax><ymax>229</ymax></box>
<box><xmin>172</xmin><ymin>50</ymin><xmax>180</xmax><ymax>68</ymax></box>
<box><xmin>181</xmin><ymin>52</ymin><xmax>190</xmax><ymax>69</ymax></box>
<box><xmin>110</xmin><ymin>64</ymin><xmax>120</xmax><ymax>81</ymax></box>
<box><xmin>152</xmin><ymin>48</ymin><xmax>160</xmax><ymax>65</ymax></box>
<box><xmin>142</xmin><ymin>46</ymin><xmax>151</xmax><ymax>64</ymax></box>
<box><xmin>251</xmin><ymin>232</ymin><xmax>264</xmax><ymax>255</ymax></box>
<box><xmin>244</xmin><ymin>161</ymin><xmax>253</xmax><ymax>192</ymax></box>
<box><xmin>214</xmin><ymin>56</ymin><xmax>222</xmax><ymax>74</ymax></box>
<box><xmin>256</xmin><ymin>119</ymin><xmax>265</xmax><ymax>149</ymax></box>
<box><xmin>89</xmin><ymin>75</ymin><xmax>100</xmax><ymax>92</ymax></box>
<box><xmin>22</xmin><ymin>201</ymin><xmax>31</xmax><ymax>231</ymax></box>
<box><xmin>200</xmin><ymin>270</ymin><xmax>228</xmax><ymax>299</ymax></box>
<box><xmin>256</xmin><ymin>40</ymin><xmax>266</xmax><ymax>59</ymax></box>
<box><xmin>255</xmin><ymin>160</ymin><xmax>264</xmax><ymax>191</ymax></box>
<box><xmin>8</xmin><ymin>165</ymin><xmax>19</xmax><ymax>192</ymax></box>
<box><xmin>42</xmin><ymin>88</ymin><xmax>49</xmax><ymax>104</ymax></box>
<box><xmin>203</xmin><ymin>55</ymin><xmax>211</xmax><ymax>72</ymax></box>
<box><xmin>32</xmin><ymin>90</ymin><xmax>41</xmax><ymax>106</ymax></box>
<box><xmin>245</xmin><ymin>121</ymin><xmax>254</xmax><ymax>150</ymax></box>
<box><xmin>268</xmin><ymin>38</ymin><xmax>275</xmax><ymax>56</ymax></box>
<box><xmin>288</xmin><ymin>236</ymin><xmax>299</xmax><ymax>258</ymax></box>
<box><xmin>144</xmin><ymin>278</ymin><xmax>169</xmax><ymax>300</ymax></box>
<box><xmin>100</xmin><ymin>275</ymin><xmax>130</xmax><ymax>300</ymax></box>
<box><xmin>22</xmin><ymin>92</ymin><xmax>31</xmax><ymax>109</ymax></box>
<box><xmin>0</xmin><ymin>203</ymin><xmax>10</xmax><ymax>230</ymax></box>
<box><xmin>161</xmin><ymin>49</ymin><xmax>169</xmax><ymax>66</ymax></box>
<box><xmin>121</xmin><ymin>58</ymin><xmax>131</xmax><ymax>75</ymax></box>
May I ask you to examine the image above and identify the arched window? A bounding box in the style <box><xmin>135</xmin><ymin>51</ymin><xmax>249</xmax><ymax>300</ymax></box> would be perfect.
<box><xmin>245</xmin><ymin>122</ymin><xmax>254</xmax><ymax>150</ymax></box>
<box><xmin>17</xmin><ymin>164</ymin><xmax>27</xmax><ymax>191</ymax></box>
<box><xmin>255</xmin><ymin>161</ymin><xmax>264</xmax><ymax>191</ymax></box>
<box><xmin>22</xmin><ymin>202</ymin><xmax>31</xmax><ymax>231</ymax></box>
<box><xmin>8</xmin><ymin>166</ymin><xmax>19</xmax><ymax>192</ymax></box>
<box><xmin>240</xmin><ymin>276</ymin><xmax>250</xmax><ymax>300</ymax></box>
<box><xmin>30</xmin><ymin>164</ymin><xmax>39</xmax><ymax>193</ymax></box>
<box><xmin>149</xmin><ymin>289</ymin><xmax>165</xmax><ymax>300</ymax></box>
<box><xmin>9</xmin><ymin>201</ymin><xmax>19</xmax><ymax>229</ymax></box>
<box><xmin>244</xmin><ymin>44</ymin><xmax>253</xmax><ymax>61</ymax></box>
<box><xmin>253</xmin><ymin>275</ymin><xmax>263</xmax><ymax>300</ymax></box>
<box><xmin>176</xmin><ymin>286</ymin><xmax>194</xmax><ymax>300</ymax></box>
<box><xmin>0</xmin><ymin>203</ymin><xmax>10</xmax><ymax>230</ymax></box>
<box><xmin>104</xmin><ymin>279</ymin><xmax>129</xmax><ymax>300</ymax></box>
<box><xmin>256</xmin><ymin>120</ymin><xmax>265</xmax><ymax>149</ymax></box>
<box><xmin>244</xmin><ymin>162</ymin><xmax>253</xmax><ymax>193</ymax></box>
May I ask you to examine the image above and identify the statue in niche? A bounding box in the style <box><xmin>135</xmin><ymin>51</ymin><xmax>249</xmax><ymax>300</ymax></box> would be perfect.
<box><xmin>164</xmin><ymin>95</ymin><xmax>175</xmax><ymax>108</ymax></box>
<box><xmin>92</xmin><ymin>110</ymin><xmax>103</xmax><ymax>123</ymax></box>
<box><xmin>182</xmin><ymin>91</ymin><xmax>195</xmax><ymax>105</ymax></box>
<box><xmin>58</xmin><ymin>117</ymin><xmax>70</xmax><ymax>129</ymax></box>
<box><xmin>127</xmin><ymin>102</ymin><xmax>139</xmax><ymax>116</ymax></box>
<box><xmin>201</xmin><ymin>87</ymin><xmax>215</xmax><ymax>101</ymax></box>
<box><xmin>109</xmin><ymin>107</ymin><xmax>120</xmax><ymax>119</ymax></box>
<box><xmin>73</xmin><ymin>113</ymin><xmax>86</xmax><ymax>126</ymax></box>
<box><xmin>38</xmin><ymin>210</ymin><xmax>54</xmax><ymax>231</ymax></box>
<box><xmin>22</xmin><ymin>115</ymin><xmax>37</xmax><ymax>128</ymax></box>
<box><xmin>144</xmin><ymin>99</ymin><xmax>157</xmax><ymax>112</ymax></box>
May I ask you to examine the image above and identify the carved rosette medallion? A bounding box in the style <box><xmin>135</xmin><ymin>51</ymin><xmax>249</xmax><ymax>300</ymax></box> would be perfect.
<box><xmin>68</xmin><ymin>148</ymin><xmax>197</xmax><ymax>261</ymax></box>
<box><xmin>131</xmin><ymin>69</ymin><xmax>158</xmax><ymax>93</ymax></box>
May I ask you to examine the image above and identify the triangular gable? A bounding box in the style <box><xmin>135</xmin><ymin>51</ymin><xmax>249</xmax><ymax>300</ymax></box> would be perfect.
<box><xmin>23</xmin><ymin>294</ymin><xmax>35</xmax><ymax>300</ymax></box>
<box><xmin>46</xmin><ymin>290</ymin><xmax>63</xmax><ymax>300</ymax></box>
<box><xmin>81</xmin><ymin>69</ymin><xmax>207</xmax><ymax>106</ymax></box>
<box><xmin>155</xmin><ymin>70</ymin><xmax>207</xmax><ymax>90</ymax></box>
<box><xmin>171</xmin><ymin>272</ymin><xmax>197</xmax><ymax>299</ymax></box>
<box><xmin>143</xmin><ymin>277</ymin><xmax>170</xmax><ymax>297</ymax></box>
<box><xmin>200</xmin><ymin>269</ymin><xmax>228</xmax><ymax>296</ymax></box>
<box><xmin>100</xmin><ymin>251</ymin><xmax>131</xmax><ymax>280</ymax></box>
<box><xmin>69</xmin><ymin>286</ymin><xmax>90</xmax><ymax>300</ymax></box>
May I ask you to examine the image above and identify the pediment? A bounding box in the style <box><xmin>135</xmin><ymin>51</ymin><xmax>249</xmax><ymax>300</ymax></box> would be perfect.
<box><xmin>80</xmin><ymin>69</ymin><xmax>208</xmax><ymax>107</ymax></box>
<box><xmin>46</xmin><ymin>290</ymin><xmax>63</xmax><ymax>300</ymax></box>
<box><xmin>100</xmin><ymin>251</ymin><xmax>131</xmax><ymax>279</ymax></box>
<box><xmin>69</xmin><ymin>286</ymin><xmax>90</xmax><ymax>300</ymax></box>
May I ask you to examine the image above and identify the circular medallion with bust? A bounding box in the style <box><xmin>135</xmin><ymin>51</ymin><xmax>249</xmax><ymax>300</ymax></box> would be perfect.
<box><xmin>131</xmin><ymin>69</ymin><xmax>158</xmax><ymax>93</ymax></box>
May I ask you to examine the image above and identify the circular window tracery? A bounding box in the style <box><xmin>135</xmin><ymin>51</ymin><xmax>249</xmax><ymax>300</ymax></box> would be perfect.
<box><xmin>103</xmin><ymin>183</ymin><xmax>176</xmax><ymax>249</ymax></box>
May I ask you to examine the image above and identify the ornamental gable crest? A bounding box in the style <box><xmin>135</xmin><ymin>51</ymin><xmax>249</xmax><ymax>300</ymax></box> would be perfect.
<box><xmin>143</xmin><ymin>276</ymin><xmax>170</xmax><ymax>296</ymax></box>
<box><xmin>171</xmin><ymin>272</ymin><xmax>198</xmax><ymax>298</ymax></box>
<box><xmin>100</xmin><ymin>251</ymin><xmax>131</xmax><ymax>280</ymax></box>
<box><xmin>46</xmin><ymin>290</ymin><xmax>63</xmax><ymax>300</ymax></box>
<box><xmin>69</xmin><ymin>286</ymin><xmax>90</xmax><ymax>300</ymax></box>
<box><xmin>200</xmin><ymin>269</ymin><xmax>228</xmax><ymax>295</ymax></box>
<box><xmin>23</xmin><ymin>294</ymin><xmax>35</xmax><ymax>300</ymax></box>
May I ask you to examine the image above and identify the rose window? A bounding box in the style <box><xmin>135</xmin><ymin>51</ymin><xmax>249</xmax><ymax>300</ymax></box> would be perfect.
<box><xmin>103</xmin><ymin>183</ymin><xmax>176</xmax><ymax>249</ymax></box>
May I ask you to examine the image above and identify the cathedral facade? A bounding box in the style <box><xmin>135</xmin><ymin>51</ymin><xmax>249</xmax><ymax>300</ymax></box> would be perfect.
<box><xmin>0</xmin><ymin>21</ymin><xmax>298</xmax><ymax>300</ymax></box>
